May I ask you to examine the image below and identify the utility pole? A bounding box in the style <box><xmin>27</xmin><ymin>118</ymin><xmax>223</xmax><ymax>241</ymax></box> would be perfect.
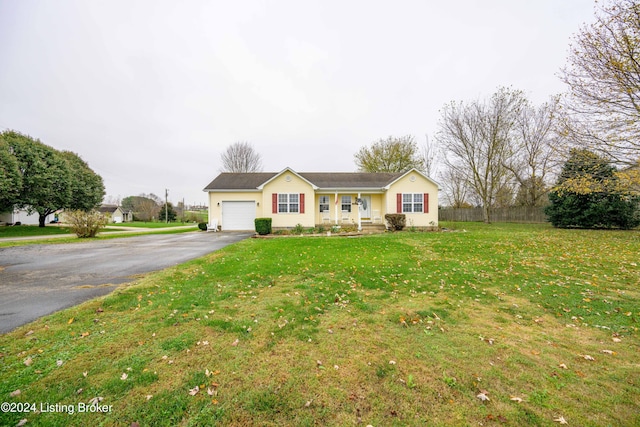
<box><xmin>165</xmin><ymin>189</ymin><xmax>169</xmax><ymax>224</ymax></box>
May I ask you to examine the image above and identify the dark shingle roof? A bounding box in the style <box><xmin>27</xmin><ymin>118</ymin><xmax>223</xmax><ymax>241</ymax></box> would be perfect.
<box><xmin>298</xmin><ymin>172</ymin><xmax>403</xmax><ymax>188</ymax></box>
<box><xmin>203</xmin><ymin>171</ymin><xmax>405</xmax><ymax>191</ymax></box>
<box><xmin>203</xmin><ymin>173</ymin><xmax>278</xmax><ymax>190</ymax></box>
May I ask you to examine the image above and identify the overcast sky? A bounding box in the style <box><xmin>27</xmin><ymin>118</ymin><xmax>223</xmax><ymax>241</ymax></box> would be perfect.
<box><xmin>0</xmin><ymin>0</ymin><xmax>596</xmax><ymax>205</ymax></box>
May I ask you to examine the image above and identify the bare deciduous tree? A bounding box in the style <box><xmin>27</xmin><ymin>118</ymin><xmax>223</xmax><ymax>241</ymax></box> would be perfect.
<box><xmin>436</xmin><ymin>87</ymin><xmax>526</xmax><ymax>222</ymax></box>
<box><xmin>505</xmin><ymin>97</ymin><xmax>561</xmax><ymax>206</ymax></box>
<box><xmin>221</xmin><ymin>141</ymin><xmax>263</xmax><ymax>173</ymax></box>
<box><xmin>560</xmin><ymin>0</ymin><xmax>640</xmax><ymax>163</ymax></box>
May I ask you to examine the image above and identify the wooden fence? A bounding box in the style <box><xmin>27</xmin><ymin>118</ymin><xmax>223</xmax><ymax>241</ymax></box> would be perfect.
<box><xmin>438</xmin><ymin>206</ymin><xmax>548</xmax><ymax>223</ymax></box>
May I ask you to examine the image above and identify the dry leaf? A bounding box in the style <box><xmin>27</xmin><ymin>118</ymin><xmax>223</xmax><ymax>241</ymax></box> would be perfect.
<box><xmin>68</xmin><ymin>317</ymin><xmax>74</xmax><ymax>324</ymax></box>
<box><xmin>205</xmin><ymin>369</ymin><xmax>211</xmax><ymax>377</ymax></box>
<box><xmin>24</xmin><ymin>357</ymin><xmax>32</xmax><ymax>367</ymax></box>
<box><xmin>88</xmin><ymin>397</ymin><xmax>103</xmax><ymax>405</ymax></box>
<box><xmin>612</xmin><ymin>337</ymin><xmax>622</xmax><ymax>343</ymax></box>
<box><xmin>83</xmin><ymin>371</ymin><xmax>88</xmax><ymax>377</ymax></box>
<box><xmin>188</xmin><ymin>386</ymin><xmax>199</xmax><ymax>396</ymax></box>
<box><xmin>304</xmin><ymin>399</ymin><xmax>313</xmax><ymax>407</ymax></box>
<box><xmin>10</xmin><ymin>389</ymin><xmax>21</xmax><ymax>397</ymax></box>
<box><xmin>207</xmin><ymin>387</ymin><xmax>217</xmax><ymax>396</ymax></box>
<box><xmin>389</xmin><ymin>360</ymin><xmax>396</xmax><ymax>365</ymax></box>
<box><xmin>554</xmin><ymin>415</ymin><xmax>568</xmax><ymax>424</ymax></box>
<box><xmin>559</xmin><ymin>363</ymin><xmax>568</xmax><ymax>369</ymax></box>
<box><xmin>120</xmin><ymin>373</ymin><xmax>128</xmax><ymax>380</ymax></box>
<box><xmin>600</xmin><ymin>349</ymin><xmax>616</xmax><ymax>355</ymax></box>
<box><xmin>476</xmin><ymin>392</ymin><xmax>490</xmax><ymax>402</ymax></box>
<box><xmin>581</xmin><ymin>354</ymin><xmax>595</xmax><ymax>361</ymax></box>
<box><xmin>17</xmin><ymin>420</ymin><xmax>28</xmax><ymax>427</ymax></box>
<box><xmin>510</xmin><ymin>396</ymin><xmax>523</xmax><ymax>403</ymax></box>
<box><xmin>25</xmin><ymin>330</ymin><xmax>34</xmax><ymax>336</ymax></box>
<box><xmin>146</xmin><ymin>395</ymin><xmax>153</xmax><ymax>400</ymax></box>
<box><xmin>56</xmin><ymin>359</ymin><xmax>63</xmax><ymax>367</ymax></box>
<box><xmin>231</xmin><ymin>338</ymin><xmax>239</xmax><ymax>347</ymax></box>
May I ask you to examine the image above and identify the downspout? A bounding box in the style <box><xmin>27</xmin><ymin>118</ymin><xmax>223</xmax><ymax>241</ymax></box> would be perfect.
<box><xmin>357</xmin><ymin>192</ymin><xmax>362</xmax><ymax>231</ymax></box>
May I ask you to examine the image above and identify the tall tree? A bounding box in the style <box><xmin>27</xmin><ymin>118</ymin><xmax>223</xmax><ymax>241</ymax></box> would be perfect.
<box><xmin>0</xmin><ymin>135</ymin><xmax>22</xmax><ymax>212</ymax></box>
<box><xmin>354</xmin><ymin>135</ymin><xmax>425</xmax><ymax>173</ymax></box>
<box><xmin>3</xmin><ymin>131</ymin><xmax>72</xmax><ymax>227</ymax></box>
<box><xmin>506</xmin><ymin>97</ymin><xmax>560</xmax><ymax>206</ymax></box>
<box><xmin>122</xmin><ymin>194</ymin><xmax>161</xmax><ymax>221</ymax></box>
<box><xmin>560</xmin><ymin>0</ymin><xmax>640</xmax><ymax>163</ymax></box>
<box><xmin>437</xmin><ymin>88</ymin><xmax>526</xmax><ymax>222</ymax></box>
<box><xmin>221</xmin><ymin>141</ymin><xmax>263</xmax><ymax>172</ymax></box>
<box><xmin>60</xmin><ymin>151</ymin><xmax>105</xmax><ymax>211</ymax></box>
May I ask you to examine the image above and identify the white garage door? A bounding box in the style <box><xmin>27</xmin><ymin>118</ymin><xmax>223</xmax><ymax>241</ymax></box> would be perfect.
<box><xmin>221</xmin><ymin>201</ymin><xmax>256</xmax><ymax>230</ymax></box>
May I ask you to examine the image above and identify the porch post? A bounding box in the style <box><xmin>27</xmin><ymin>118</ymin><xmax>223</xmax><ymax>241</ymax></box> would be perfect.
<box><xmin>357</xmin><ymin>192</ymin><xmax>362</xmax><ymax>231</ymax></box>
<box><xmin>334</xmin><ymin>192</ymin><xmax>338</xmax><ymax>225</ymax></box>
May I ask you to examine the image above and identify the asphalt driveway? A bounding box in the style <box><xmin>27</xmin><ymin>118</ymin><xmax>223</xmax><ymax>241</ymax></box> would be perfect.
<box><xmin>0</xmin><ymin>231</ymin><xmax>251</xmax><ymax>333</ymax></box>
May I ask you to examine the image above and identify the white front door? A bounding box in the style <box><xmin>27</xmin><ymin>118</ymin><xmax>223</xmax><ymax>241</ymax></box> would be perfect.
<box><xmin>359</xmin><ymin>196</ymin><xmax>371</xmax><ymax>219</ymax></box>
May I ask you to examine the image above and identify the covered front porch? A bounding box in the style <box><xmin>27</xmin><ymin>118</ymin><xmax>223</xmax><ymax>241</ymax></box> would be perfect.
<box><xmin>315</xmin><ymin>192</ymin><xmax>385</xmax><ymax>231</ymax></box>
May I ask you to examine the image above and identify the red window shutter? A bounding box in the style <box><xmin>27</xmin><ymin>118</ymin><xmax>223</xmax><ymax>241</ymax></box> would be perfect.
<box><xmin>272</xmin><ymin>193</ymin><xmax>278</xmax><ymax>214</ymax></box>
<box><xmin>300</xmin><ymin>193</ymin><xmax>305</xmax><ymax>213</ymax></box>
<box><xmin>424</xmin><ymin>193</ymin><xmax>429</xmax><ymax>213</ymax></box>
<box><xmin>396</xmin><ymin>193</ymin><xmax>402</xmax><ymax>213</ymax></box>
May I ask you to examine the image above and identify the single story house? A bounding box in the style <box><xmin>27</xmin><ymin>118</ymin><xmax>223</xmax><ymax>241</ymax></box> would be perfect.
<box><xmin>0</xmin><ymin>208</ymin><xmax>56</xmax><ymax>225</ymax></box>
<box><xmin>203</xmin><ymin>167</ymin><xmax>439</xmax><ymax>231</ymax></box>
<box><xmin>98</xmin><ymin>205</ymin><xmax>133</xmax><ymax>223</ymax></box>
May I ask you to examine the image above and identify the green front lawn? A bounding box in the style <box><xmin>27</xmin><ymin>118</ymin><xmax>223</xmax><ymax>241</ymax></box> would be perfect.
<box><xmin>0</xmin><ymin>225</ymin><xmax>73</xmax><ymax>238</ymax></box>
<box><xmin>107</xmin><ymin>222</ymin><xmax>197</xmax><ymax>228</ymax></box>
<box><xmin>1</xmin><ymin>223</ymin><xmax>638</xmax><ymax>426</ymax></box>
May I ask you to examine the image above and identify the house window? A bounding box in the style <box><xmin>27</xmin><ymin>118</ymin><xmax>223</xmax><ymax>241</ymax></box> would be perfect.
<box><xmin>278</xmin><ymin>193</ymin><xmax>299</xmax><ymax>213</ymax></box>
<box><xmin>319</xmin><ymin>195</ymin><xmax>329</xmax><ymax>212</ymax></box>
<box><xmin>341</xmin><ymin>195</ymin><xmax>352</xmax><ymax>212</ymax></box>
<box><xmin>402</xmin><ymin>193</ymin><xmax>424</xmax><ymax>213</ymax></box>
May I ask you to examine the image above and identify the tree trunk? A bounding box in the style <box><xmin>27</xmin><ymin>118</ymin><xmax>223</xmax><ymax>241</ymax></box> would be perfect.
<box><xmin>482</xmin><ymin>206</ymin><xmax>491</xmax><ymax>223</ymax></box>
<box><xmin>38</xmin><ymin>213</ymin><xmax>46</xmax><ymax>228</ymax></box>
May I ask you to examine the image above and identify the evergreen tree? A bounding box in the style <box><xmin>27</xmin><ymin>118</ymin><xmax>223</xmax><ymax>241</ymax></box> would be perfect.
<box><xmin>545</xmin><ymin>149</ymin><xmax>640</xmax><ymax>228</ymax></box>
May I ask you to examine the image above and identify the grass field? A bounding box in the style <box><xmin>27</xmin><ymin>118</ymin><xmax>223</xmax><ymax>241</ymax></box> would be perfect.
<box><xmin>0</xmin><ymin>225</ymin><xmax>73</xmax><ymax>238</ymax></box>
<box><xmin>0</xmin><ymin>223</ymin><xmax>638</xmax><ymax>426</ymax></box>
<box><xmin>107</xmin><ymin>222</ymin><xmax>198</xmax><ymax>229</ymax></box>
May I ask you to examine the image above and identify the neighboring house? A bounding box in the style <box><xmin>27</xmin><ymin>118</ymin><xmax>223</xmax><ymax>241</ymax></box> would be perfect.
<box><xmin>0</xmin><ymin>209</ymin><xmax>56</xmax><ymax>225</ymax></box>
<box><xmin>203</xmin><ymin>167</ymin><xmax>439</xmax><ymax>231</ymax></box>
<box><xmin>98</xmin><ymin>205</ymin><xmax>133</xmax><ymax>223</ymax></box>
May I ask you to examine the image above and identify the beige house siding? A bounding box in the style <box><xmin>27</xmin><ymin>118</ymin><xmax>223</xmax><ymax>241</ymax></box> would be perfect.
<box><xmin>261</xmin><ymin>172</ymin><xmax>315</xmax><ymax>228</ymax></box>
<box><xmin>386</xmin><ymin>172</ymin><xmax>439</xmax><ymax>227</ymax></box>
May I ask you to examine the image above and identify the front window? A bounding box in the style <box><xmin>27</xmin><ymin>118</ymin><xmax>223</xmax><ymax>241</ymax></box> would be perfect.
<box><xmin>341</xmin><ymin>195</ymin><xmax>352</xmax><ymax>212</ymax></box>
<box><xmin>278</xmin><ymin>193</ymin><xmax>299</xmax><ymax>213</ymax></box>
<box><xmin>402</xmin><ymin>193</ymin><xmax>423</xmax><ymax>213</ymax></box>
<box><xmin>319</xmin><ymin>195</ymin><xmax>329</xmax><ymax>212</ymax></box>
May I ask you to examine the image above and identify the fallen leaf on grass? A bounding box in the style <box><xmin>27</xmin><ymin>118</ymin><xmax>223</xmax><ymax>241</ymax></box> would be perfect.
<box><xmin>510</xmin><ymin>396</ymin><xmax>523</xmax><ymax>403</ymax></box>
<box><xmin>68</xmin><ymin>317</ymin><xmax>74</xmax><ymax>324</ymax></box>
<box><xmin>600</xmin><ymin>349</ymin><xmax>616</xmax><ymax>355</ymax></box>
<box><xmin>554</xmin><ymin>415</ymin><xmax>568</xmax><ymax>424</ymax></box>
<box><xmin>88</xmin><ymin>397</ymin><xmax>103</xmax><ymax>405</ymax></box>
<box><xmin>25</xmin><ymin>330</ymin><xmax>34</xmax><ymax>336</ymax></box>
<box><xmin>56</xmin><ymin>360</ymin><xmax>63</xmax><ymax>367</ymax></box>
<box><xmin>304</xmin><ymin>399</ymin><xmax>313</xmax><ymax>407</ymax></box>
<box><xmin>559</xmin><ymin>363</ymin><xmax>568</xmax><ymax>369</ymax></box>
<box><xmin>581</xmin><ymin>354</ymin><xmax>595</xmax><ymax>361</ymax></box>
<box><xmin>120</xmin><ymin>373</ymin><xmax>128</xmax><ymax>380</ymax></box>
<box><xmin>188</xmin><ymin>386</ymin><xmax>199</xmax><ymax>396</ymax></box>
<box><xmin>10</xmin><ymin>389</ymin><xmax>21</xmax><ymax>397</ymax></box>
<box><xmin>477</xmin><ymin>390</ymin><xmax>490</xmax><ymax>402</ymax></box>
<box><xmin>24</xmin><ymin>357</ymin><xmax>32</xmax><ymax>366</ymax></box>
<box><xmin>231</xmin><ymin>339</ymin><xmax>239</xmax><ymax>347</ymax></box>
<box><xmin>17</xmin><ymin>419</ymin><xmax>27</xmax><ymax>427</ymax></box>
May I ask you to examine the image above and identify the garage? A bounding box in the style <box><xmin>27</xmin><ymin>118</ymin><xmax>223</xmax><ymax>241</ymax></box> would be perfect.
<box><xmin>221</xmin><ymin>201</ymin><xmax>256</xmax><ymax>230</ymax></box>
